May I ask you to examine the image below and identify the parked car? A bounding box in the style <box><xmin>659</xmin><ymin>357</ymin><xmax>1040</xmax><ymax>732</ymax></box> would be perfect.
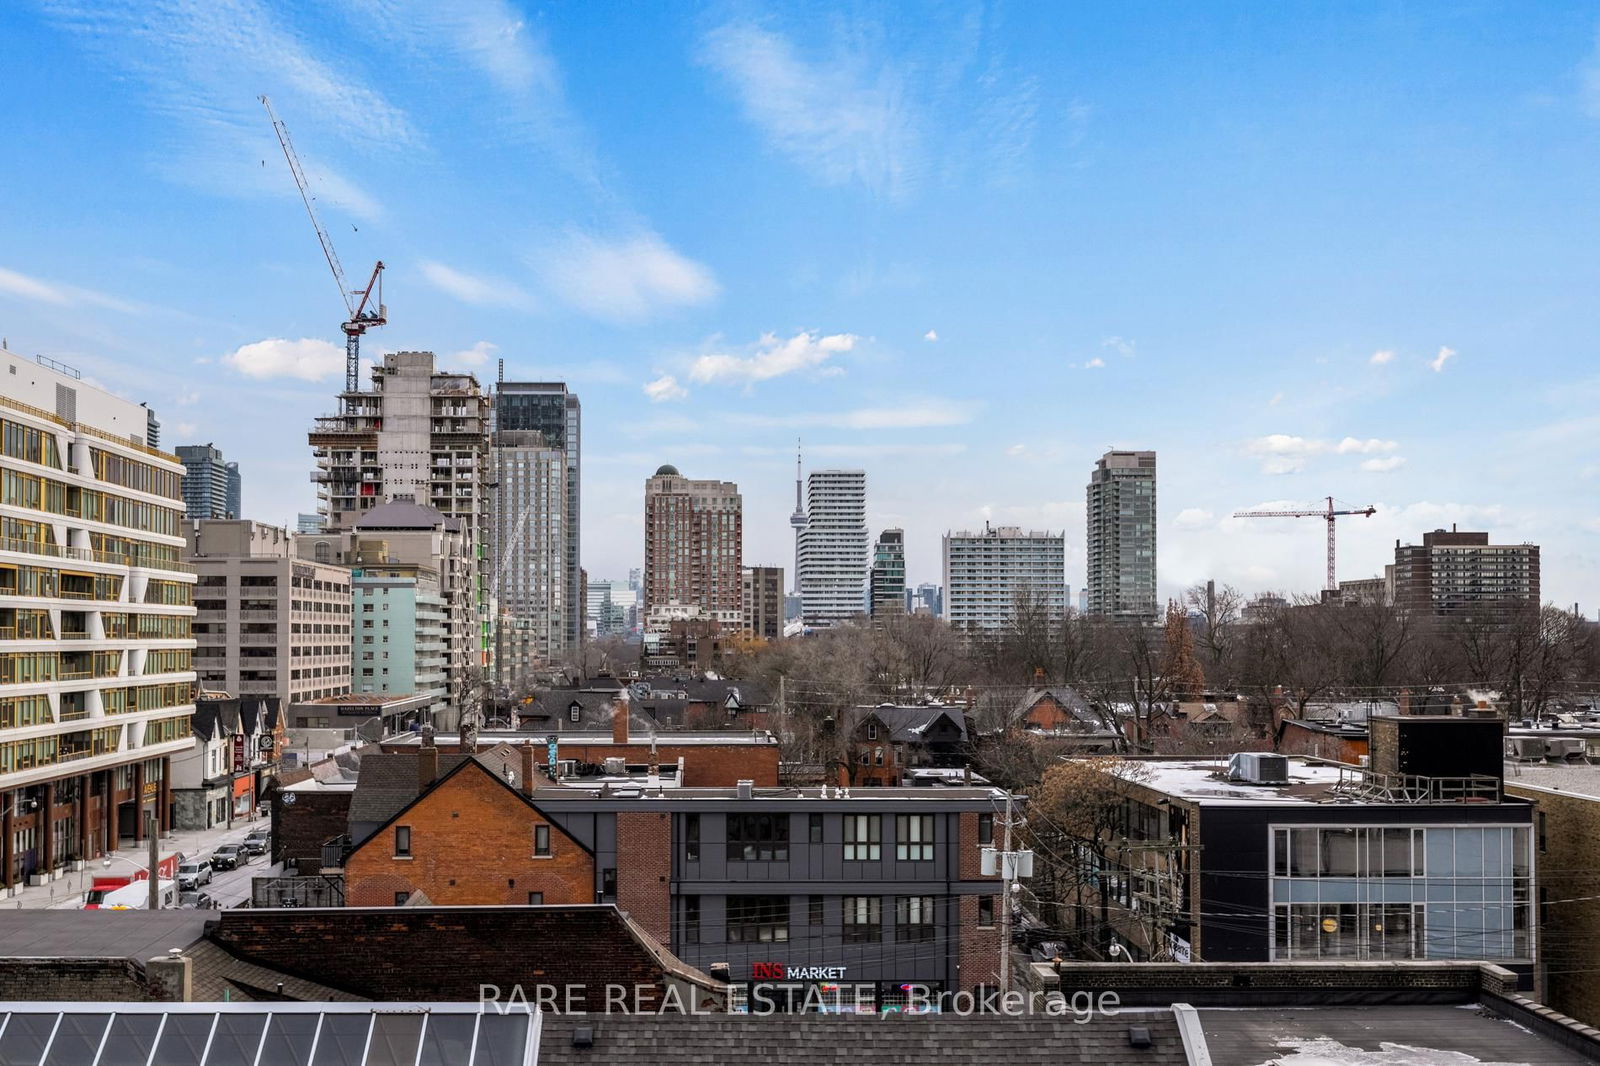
<box><xmin>179</xmin><ymin>890</ymin><xmax>215</xmax><ymax>910</ymax></box>
<box><xmin>176</xmin><ymin>859</ymin><xmax>212</xmax><ymax>889</ymax></box>
<box><xmin>210</xmin><ymin>844</ymin><xmax>246</xmax><ymax>871</ymax></box>
<box><xmin>242</xmin><ymin>829</ymin><xmax>270</xmax><ymax>856</ymax></box>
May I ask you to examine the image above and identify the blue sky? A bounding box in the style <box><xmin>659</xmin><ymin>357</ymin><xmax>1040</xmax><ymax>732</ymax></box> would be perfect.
<box><xmin>2</xmin><ymin>1</ymin><xmax>1598</xmax><ymax>610</ymax></box>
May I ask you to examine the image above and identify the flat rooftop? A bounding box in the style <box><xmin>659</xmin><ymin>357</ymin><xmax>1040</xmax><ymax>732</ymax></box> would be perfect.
<box><xmin>385</xmin><ymin>730</ymin><xmax>780</xmax><ymax>747</ymax></box>
<box><xmin>294</xmin><ymin>694</ymin><xmax>426</xmax><ymax>707</ymax></box>
<box><xmin>1504</xmin><ymin>761</ymin><xmax>1600</xmax><ymax>800</ymax></box>
<box><xmin>0</xmin><ymin>911</ymin><xmax>212</xmax><ymax>959</ymax></box>
<box><xmin>1135</xmin><ymin>757</ymin><xmax>1353</xmax><ymax>806</ymax></box>
<box><xmin>528</xmin><ymin>785</ymin><xmax>1007</xmax><ymax>804</ymax></box>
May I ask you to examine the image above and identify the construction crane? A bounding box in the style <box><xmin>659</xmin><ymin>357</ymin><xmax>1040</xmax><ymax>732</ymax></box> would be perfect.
<box><xmin>259</xmin><ymin>94</ymin><xmax>385</xmax><ymax>396</ymax></box>
<box><xmin>1232</xmin><ymin>496</ymin><xmax>1377</xmax><ymax>592</ymax></box>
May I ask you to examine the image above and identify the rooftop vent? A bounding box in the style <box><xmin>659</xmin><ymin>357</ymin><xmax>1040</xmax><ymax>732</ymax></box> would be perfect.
<box><xmin>1227</xmin><ymin>752</ymin><xmax>1289</xmax><ymax>785</ymax></box>
<box><xmin>604</xmin><ymin>756</ymin><xmax>627</xmax><ymax>775</ymax></box>
<box><xmin>736</xmin><ymin>779</ymin><xmax>754</xmax><ymax>801</ymax></box>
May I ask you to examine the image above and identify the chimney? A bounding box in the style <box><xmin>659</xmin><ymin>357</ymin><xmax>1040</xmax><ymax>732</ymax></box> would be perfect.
<box><xmin>418</xmin><ymin>738</ymin><xmax>439</xmax><ymax>791</ymax></box>
<box><xmin>612</xmin><ymin>697</ymin><xmax>629</xmax><ymax>745</ymax></box>
<box><xmin>147</xmin><ymin>951</ymin><xmax>192</xmax><ymax>1002</ymax></box>
<box><xmin>1398</xmin><ymin>688</ymin><xmax>1411</xmax><ymax>716</ymax></box>
<box><xmin>520</xmin><ymin>741</ymin><xmax>536</xmax><ymax>797</ymax></box>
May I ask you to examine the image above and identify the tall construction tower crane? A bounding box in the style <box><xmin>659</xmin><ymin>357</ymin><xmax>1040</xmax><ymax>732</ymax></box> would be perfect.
<box><xmin>1232</xmin><ymin>496</ymin><xmax>1377</xmax><ymax>592</ymax></box>
<box><xmin>259</xmin><ymin>95</ymin><xmax>385</xmax><ymax>397</ymax></box>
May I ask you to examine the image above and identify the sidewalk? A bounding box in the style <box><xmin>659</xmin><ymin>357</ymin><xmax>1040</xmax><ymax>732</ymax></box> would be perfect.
<box><xmin>7</xmin><ymin>810</ymin><xmax>272</xmax><ymax>910</ymax></box>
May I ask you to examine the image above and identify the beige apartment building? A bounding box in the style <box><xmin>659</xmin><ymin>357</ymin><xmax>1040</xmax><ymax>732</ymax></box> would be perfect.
<box><xmin>184</xmin><ymin>520</ymin><xmax>352</xmax><ymax>704</ymax></box>
<box><xmin>0</xmin><ymin>349</ymin><xmax>197</xmax><ymax>893</ymax></box>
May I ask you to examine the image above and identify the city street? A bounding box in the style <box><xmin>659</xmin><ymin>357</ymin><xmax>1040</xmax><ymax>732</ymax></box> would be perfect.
<box><xmin>5</xmin><ymin>814</ymin><xmax>282</xmax><ymax>911</ymax></box>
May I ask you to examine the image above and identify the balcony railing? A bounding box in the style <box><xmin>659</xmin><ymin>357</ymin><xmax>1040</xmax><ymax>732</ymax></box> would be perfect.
<box><xmin>1332</xmin><ymin>765</ymin><xmax>1501</xmax><ymax>803</ymax></box>
<box><xmin>0</xmin><ymin>535</ymin><xmax>193</xmax><ymax>574</ymax></box>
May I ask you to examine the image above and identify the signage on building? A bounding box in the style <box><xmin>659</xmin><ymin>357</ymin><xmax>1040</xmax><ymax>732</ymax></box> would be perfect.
<box><xmin>751</xmin><ymin>963</ymin><xmax>847</xmax><ymax>981</ymax></box>
<box><xmin>232</xmin><ymin>735</ymin><xmax>246</xmax><ymax>774</ymax></box>
<box><xmin>1166</xmin><ymin>933</ymin><xmax>1192</xmax><ymax>963</ymax></box>
<box><xmin>546</xmin><ymin>735</ymin><xmax>559</xmax><ymax>779</ymax></box>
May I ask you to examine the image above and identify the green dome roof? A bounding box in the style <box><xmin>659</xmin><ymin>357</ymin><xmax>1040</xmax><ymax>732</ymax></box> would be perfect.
<box><xmin>655</xmin><ymin>464</ymin><xmax>680</xmax><ymax>477</ymax></box>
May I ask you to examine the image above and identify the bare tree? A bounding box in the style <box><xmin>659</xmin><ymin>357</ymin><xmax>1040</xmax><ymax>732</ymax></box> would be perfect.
<box><xmin>1183</xmin><ymin>581</ymin><xmax>1244</xmax><ymax>681</ymax></box>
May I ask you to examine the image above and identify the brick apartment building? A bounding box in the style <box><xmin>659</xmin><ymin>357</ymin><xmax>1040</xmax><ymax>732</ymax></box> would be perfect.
<box><xmin>310</xmin><ymin>718</ymin><xmax>1008</xmax><ymax>1007</ymax></box>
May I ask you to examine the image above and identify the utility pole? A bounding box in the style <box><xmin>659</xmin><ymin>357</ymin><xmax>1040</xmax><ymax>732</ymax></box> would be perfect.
<box><xmin>146</xmin><ymin>810</ymin><xmax>159</xmax><ymax>911</ymax></box>
<box><xmin>999</xmin><ymin>789</ymin><xmax>1014</xmax><ymax>996</ymax></box>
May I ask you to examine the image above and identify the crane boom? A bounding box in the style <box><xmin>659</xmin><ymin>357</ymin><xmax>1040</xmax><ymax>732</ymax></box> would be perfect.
<box><xmin>259</xmin><ymin>94</ymin><xmax>386</xmax><ymax>396</ymax></box>
<box><xmin>1232</xmin><ymin>496</ymin><xmax>1376</xmax><ymax>592</ymax></box>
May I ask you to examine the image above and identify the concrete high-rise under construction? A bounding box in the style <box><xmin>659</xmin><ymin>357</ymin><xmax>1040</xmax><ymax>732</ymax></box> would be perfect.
<box><xmin>1085</xmin><ymin>449</ymin><xmax>1157</xmax><ymax>622</ymax></box>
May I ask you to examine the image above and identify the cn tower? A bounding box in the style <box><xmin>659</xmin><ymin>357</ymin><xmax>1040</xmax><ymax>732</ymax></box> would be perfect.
<box><xmin>789</xmin><ymin>439</ymin><xmax>807</xmax><ymax>596</ymax></box>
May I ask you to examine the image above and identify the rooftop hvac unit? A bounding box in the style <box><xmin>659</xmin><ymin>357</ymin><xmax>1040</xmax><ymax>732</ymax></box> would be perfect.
<box><xmin>1508</xmin><ymin>737</ymin><xmax>1546</xmax><ymax>761</ymax></box>
<box><xmin>603</xmin><ymin>757</ymin><xmax>627</xmax><ymax>775</ymax></box>
<box><xmin>1228</xmin><ymin>752</ymin><xmax>1289</xmax><ymax>785</ymax></box>
<box><xmin>1545</xmin><ymin>738</ymin><xmax>1586</xmax><ymax>762</ymax></box>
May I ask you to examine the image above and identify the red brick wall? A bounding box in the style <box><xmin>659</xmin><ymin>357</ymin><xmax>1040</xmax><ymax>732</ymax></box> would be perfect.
<box><xmin>615</xmin><ymin>811</ymin><xmax>673</xmax><ymax>943</ymax></box>
<box><xmin>1025</xmin><ymin>696</ymin><xmax>1072</xmax><ymax>731</ymax></box>
<box><xmin>344</xmin><ymin>764</ymin><xmax>594</xmax><ymax>907</ymax></box>
<box><xmin>958</xmin><ymin>894</ymin><xmax>1001</xmax><ymax>992</ymax></box>
<box><xmin>557</xmin><ymin>742</ymin><xmax>779</xmax><ymax>787</ymax></box>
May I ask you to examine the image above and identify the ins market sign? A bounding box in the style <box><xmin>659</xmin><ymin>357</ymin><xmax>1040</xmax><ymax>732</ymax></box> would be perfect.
<box><xmin>751</xmin><ymin>963</ymin><xmax>847</xmax><ymax>981</ymax></box>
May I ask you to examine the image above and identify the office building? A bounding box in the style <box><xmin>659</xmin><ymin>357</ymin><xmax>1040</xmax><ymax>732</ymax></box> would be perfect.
<box><xmin>742</xmin><ymin>565</ymin><xmax>784</xmax><ymax>641</ymax></box>
<box><xmin>869</xmin><ymin>529</ymin><xmax>906</xmax><ymax>620</ymax></box>
<box><xmin>308</xmin><ymin>351</ymin><xmax>491</xmax><ymax>674</ymax></box>
<box><xmin>299</xmin><ymin>500</ymin><xmax>469</xmax><ymax>725</ymax></box>
<box><xmin>184</xmin><ymin>520</ymin><xmax>352</xmax><ymax>704</ymax></box>
<box><xmin>495</xmin><ymin>382</ymin><xmax>581</xmax><ymax>651</ymax></box>
<box><xmin>942</xmin><ymin>526</ymin><xmax>1066</xmax><ymax>631</ymax></box>
<box><xmin>1085</xmin><ymin>450</ymin><xmax>1157</xmax><ymax>622</ymax></box>
<box><xmin>0</xmin><ymin>351</ymin><xmax>197</xmax><ymax>893</ymax></box>
<box><xmin>906</xmin><ymin>582</ymin><xmax>942</xmax><ymax>618</ymax></box>
<box><xmin>295</xmin><ymin>513</ymin><xmax>325</xmax><ymax>535</ymax></box>
<box><xmin>176</xmin><ymin>443</ymin><xmax>241</xmax><ymax>520</ymax></box>
<box><xmin>797</xmin><ymin>469</ymin><xmax>868</xmax><ymax>626</ymax></box>
<box><xmin>586</xmin><ymin>578</ymin><xmax>638</xmax><ymax>639</ymax></box>
<box><xmin>1074</xmin><ymin>715</ymin><xmax>1532</xmax><ymax>966</ymax></box>
<box><xmin>642</xmin><ymin>466</ymin><xmax>742</xmax><ymax>617</ymax></box>
<box><xmin>492</xmin><ymin>415</ymin><xmax>569</xmax><ymax>681</ymax></box>
<box><xmin>1393</xmin><ymin>528</ymin><xmax>1540</xmax><ymax>625</ymax></box>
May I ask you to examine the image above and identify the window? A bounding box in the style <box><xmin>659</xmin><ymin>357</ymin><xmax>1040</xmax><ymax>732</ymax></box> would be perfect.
<box><xmin>685</xmin><ymin>814</ymin><xmax>700</xmax><ymax>861</ymax></box>
<box><xmin>896</xmin><ymin>815</ymin><xmax>934</xmax><ymax>861</ymax></box>
<box><xmin>534</xmin><ymin>824</ymin><xmax>551</xmax><ymax>857</ymax></box>
<box><xmin>601</xmin><ymin>868</ymin><xmax>617</xmax><ymax>898</ymax></box>
<box><xmin>978</xmin><ymin>812</ymin><xmax>994</xmax><ymax>846</ymax></box>
<box><xmin>569</xmin><ymin>703</ymin><xmax>581</xmax><ymax>722</ymax></box>
<box><xmin>683</xmin><ymin>896</ymin><xmax>700</xmax><ymax>944</ymax></box>
<box><xmin>896</xmin><ymin>896</ymin><xmax>936</xmax><ymax>941</ymax></box>
<box><xmin>842</xmin><ymin>896</ymin><xmax>881</xmax><ymax>942</ymax></box>
<box><xmin>866</xmin><ymin>723</ymin><xmax>878</xmax><ymax>741</ymax></box>
<box><xmin>844</xmin><ymin>815</ymin><xmax>880</xmax><ymax>861</ymax></box>
<box><xmin>977</xmin><ymin>895</ymin><xmax>996</xmax><ymax>927</ymax></box>
<box><xmin>809</xmin><ymin>895</ymin><xmax>824</xmax><ymax>924</ymax></box>
<box><xmin>395</xmin><ymin>892</ymin><xmax>409</xmax><ymax>907</ymax></box>
<box><xmin>394</xmin><ymin>825</ymin><xmax>411</xmax><ymax>857</ymax></box>
<box><xmin>809</xmin><ymin>813</ymin><xmax>823</xmax><ymax>843</ymax></box>
<box><xmin>527</xmin><ymin>892</ymin><xmax>544</xmax><ymax>906</ymax></box>
<box><xmin>727</xmin><ymin>895</ymin><xmax>789</xmax><ymax>943</ymax></box>
<box><xmin>726</xmin><ymin>813</ymin><xmax>789</xmax><ymax>861</ymax></box>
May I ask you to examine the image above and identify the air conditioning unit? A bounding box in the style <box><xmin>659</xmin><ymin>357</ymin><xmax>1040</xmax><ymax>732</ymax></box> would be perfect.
<box><xmin>1546</xmin><ymin>738</ymin><xmax>1585</xmax><ymax>762</ymax></box>
<box><xmin>1228</xmin><ymin>752</ymin><xmax>1289</xmax><ymax>785</ymax></box>
<box><xmin>603</xmin><ymin>757</ymin><xmax>627</xmax><ymax>775</ymax></box>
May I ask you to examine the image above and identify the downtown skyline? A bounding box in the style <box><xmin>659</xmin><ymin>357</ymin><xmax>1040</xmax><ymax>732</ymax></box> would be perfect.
<box><xmin>1</xmin><ymin>3</ymin><xmax>1598</xmax><ymax>610</ymax></box>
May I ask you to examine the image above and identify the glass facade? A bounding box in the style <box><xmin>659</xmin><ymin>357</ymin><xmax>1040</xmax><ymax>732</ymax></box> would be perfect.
<box><xmin>1269</xmin><ymin>824</ymin><xmax>1532</xmax><ymax>961</ymax></box>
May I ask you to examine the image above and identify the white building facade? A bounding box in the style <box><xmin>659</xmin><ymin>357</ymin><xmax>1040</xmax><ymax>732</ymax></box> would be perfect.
<box><xmin>797</xmin><ymin>469</ymin><xmax>869</xmax><ymax>627</ymax></box>
<box><xmin>942</xmin><ymin>526</ymin><xmax>1067</xmax><ymax>631</ymax></box>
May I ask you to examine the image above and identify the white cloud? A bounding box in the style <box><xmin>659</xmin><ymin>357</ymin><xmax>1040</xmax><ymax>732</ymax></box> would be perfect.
<box><xmin>1360</xmin><ymin>456</ymin><xmax>1407</xmax><ymax>473</ymax></box>
<box><xmin>1269</xmin><ymin>392</ymin><xmax>1284</xmax><ymax>406</ymax></box>
<box><xmin>420</xmin><ymin>260</ymin><xmax>532</xmax><ymax>309</ymax></box>
<box><xmin>0</xmin><ymin>265</ymin><xmax>142</xmax><ymax>314</ymax></box>
<box><xmin>923</xmin><ymin>330</ymin><xmax>938</xmax><ymax>342</ymax></box>
<box><xmin>447</xmin><ymin>340</ymin><xmax>498</xmax><ymax>367</ymax></box>
<box><xmin>221</xmin><ymin>337</ymin><xmax>345</xmax><ymax>381</ymax></box>
<box><xmin>1006</xmin><ymin>443</ymin><xmax>1027</xmax><ymax>457</ymax></box>
<box><xmin>689</xmin><ymin>331</ymin><xmax>857</xmax><ymax>386</ymax></box>
<box><xmin>699</xmin><ymin>21</ymin><xmax>916</xmax><ymax>197</ymax></box>
<box><xmin>1175</xmin><ymin>507</ymin><xmax>1214</xmax><ymax>530</ymax></box>
<box><xmin>171</xmin><ymin>422</ymin><xmax>198</xmax><ymax>438</ymax></box>
<box><xmin>643</xmin><ymin>375</ymin><xmax>688</xmax><ymax>403</ymax></box>
<box><xmin>1430</xmin><ymin>345</ymin><xmax>1457</xmax><ymax>372</ymax></box>
<box><xmin>174</xmin><ymin>389</ymin><xmax>201</xmax><ymax>406</ymax></box>
<box><xmin>1370</xmin><ymin>349</ymin><xmax>1394</xmax><ymax>365</ymax></box>
<box><xmin>1244</xmin><ymin>434</ymin><xmax>1399</xmax><ymax>474</ymax></box>
<box><xmin>1102</xmin><ymin>336</ymin><xmax>1135</xmax><ymax>357</ymax></box>
<box><xmin>1083</xmin><ymin>357</ymin><xmax>1106</xmax><ymax>369</ymax></box>
<box><xmin>538</xmin><ymin>232</ymin><xmax>718</xmax><ymax>320</ymax></box>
